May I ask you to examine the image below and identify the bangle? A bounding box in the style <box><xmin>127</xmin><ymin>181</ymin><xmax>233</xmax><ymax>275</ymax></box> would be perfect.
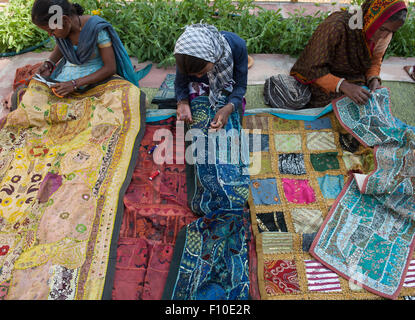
<box><xmin>46</xmin><ymin>59</ymin><xmax>56</xmax><ymax>68</ymax></box>
<box><xmin>44</xmin><ymin>59</ymin><xmax>56</xmax><ymax>72</ymax></box>
<box><xmin>229</xmin><ymin>102</ymin><xmax>236</xmax><ymax>112</ymax></box>
<box><xmin>71</xmin><ymin>79</ymin><xmax>78</xmax><ymax>90</ymax></box>
<box><xmin>367</xmin><ymin>76</ymin><xmax>382</xmax><ymax>86</ymax></box>
<box><xmin>336</xmin><ymin>78</ymin><xmax>345</xmax><ymax>93</ymax></box>
<box><xmin>43</xmin><ymin>61</ymin><xmax>54</xmax><ymax>72</ymax></box>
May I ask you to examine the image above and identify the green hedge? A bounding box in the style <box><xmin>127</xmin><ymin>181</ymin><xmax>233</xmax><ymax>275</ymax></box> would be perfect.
<box><xmin>1</xmin><ymin>0</ymin><xmax>414</xmax><ymax>65</ymax></box>
<box><xmin>0</xmin><ymin>0</ymin><xmax>50</xmax><ymax>53</ymax></box>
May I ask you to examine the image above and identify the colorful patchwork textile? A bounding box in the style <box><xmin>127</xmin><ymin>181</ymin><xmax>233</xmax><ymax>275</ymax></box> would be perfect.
<box><xmin>150</xmin><ymin>74</ymin><xmax>176</xmax><ymax>108</ymax></box>
<box><xmin>111</xmin><ymin>117</ymin><xmax>197</xmax><ymax>300</ymax></box>
<box><xmin>111</xmin><ymin>116</ymin><xmax>260</xmax><ymax>300</ymax></box>
<box><xmin>244</xmin><ymin>106</ymin><xmax>415</xmax><ymax>300</ymax></box>
<box><xmin>162</xmin><ymin>96</ymin><xmax>251</xmax><ymax>300</ymax></box>
<box><xmin>163</xmin><ymin>209</ymin><xmax>251</xmax><ymax>300</ymax></box>
<box><xmin>0</xmin><ymin>77</ymin><xmax>145</xmax><ymax>300</ymax></box>
<box><xmin>311</xmin><ymin>88</ymin><xmax>415</xmax><ymax>299</ymax></box>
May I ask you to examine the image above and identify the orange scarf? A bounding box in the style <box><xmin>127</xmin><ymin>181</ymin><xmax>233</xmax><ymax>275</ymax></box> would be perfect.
<box><xmin>362</xmin><ymin>0</ymin><xmax>407</xmax><ymax>44</ymax></box>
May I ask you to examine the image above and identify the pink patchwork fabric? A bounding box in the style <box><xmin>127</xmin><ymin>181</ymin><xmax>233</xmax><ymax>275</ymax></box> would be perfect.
<box><xmin>281</xmin><ymin>178</ymin><xmax>316</xmax><ymax>204</ymax></box>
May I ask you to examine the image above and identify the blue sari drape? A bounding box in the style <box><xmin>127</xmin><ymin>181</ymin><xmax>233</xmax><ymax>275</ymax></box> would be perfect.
<box><xmin>53</xmin><ymin>15</ymin><xmax>151</xmax><ymax>87</ymax></box>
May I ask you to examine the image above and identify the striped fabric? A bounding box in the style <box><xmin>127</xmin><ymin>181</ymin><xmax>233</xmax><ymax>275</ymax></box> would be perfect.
<box><xmin>306</xmin><ymin>132</ymin><xmax>336</xmax><ymax>151</ymax></box>
<box><xmin>403</xmin><ymin>260</ymin><xmax>415</xmax><ymax>288</ymax></box>
<box><xmin>244</xmin><ymin>115</ymin><xmax>269</xmax><ymax>130</ymax></box>
<box><xmin>305</xmin><ymin>260</ymin><xmax>342</xmax><ymax>292</ymax></box>
<box><xmin>291</xmin><ymin>209</ymin><xmax>323</xmax><ymax>234</ymax></box>
<box><xmin>262</xmin><ymin>232</ymin><xmax>293</xmax><ymax>254</ymax></box>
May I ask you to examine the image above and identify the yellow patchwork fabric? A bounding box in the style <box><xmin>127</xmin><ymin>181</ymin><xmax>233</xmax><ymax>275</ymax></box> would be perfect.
<box><xmin>0</xmin><ymin>78</ymin><xmax>144</xmax><ymax>300</ymax></box>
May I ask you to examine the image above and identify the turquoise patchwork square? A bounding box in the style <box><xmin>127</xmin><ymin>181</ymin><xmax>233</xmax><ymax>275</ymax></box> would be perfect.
<box><xmin>358</xmin><ymin>234</ymin><xmax>391</xmax><ymax>281</ymax></box>
<box><xmin>317</xmin><ymin>175</ymin><xmax>345</xmax><ymax>199</ymax></box>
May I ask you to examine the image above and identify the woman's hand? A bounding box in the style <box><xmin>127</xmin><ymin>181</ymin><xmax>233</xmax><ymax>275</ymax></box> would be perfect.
<box><xmin>210</xmin><ymin>103</ymin><xmax>234</xmax><ymax>131</ymax></box>
<box><xmin>339</xmin><ymin>81</ymin><xmax>371</xmax><ymax>105</ymax></box>
<box><xmin>177</xmin><ymin>101</ymin><xmax>193</xmax><ymax>123</ymax></box>
<box><xmin>368</xmin><ymin>78</ymin><xmax>381</xmax><ymax>92</ymax></box>
<box><xmin>50</xmin><ymin>81</ymin><xmax>76</xmax><ymax>97</ymax></box>
<box><xmin>37</xmin><ymin>61</ymin><xmax>53</xmax><ymax>78</ymax></box>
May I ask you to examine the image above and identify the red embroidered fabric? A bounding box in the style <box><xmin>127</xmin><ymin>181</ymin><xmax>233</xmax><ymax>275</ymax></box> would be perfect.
<box><xmin>111</xmin><ymin>117</ymin><xmax>260</xmax><ymax>300</ymax></box>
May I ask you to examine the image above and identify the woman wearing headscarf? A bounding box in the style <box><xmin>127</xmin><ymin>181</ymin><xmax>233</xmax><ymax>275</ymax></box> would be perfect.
<box><xmin>290</xmin><ymin>0</ymin><xmax>408</xmax><ymax>108</ymax></box>
<box><xmin>173</xmin><ymin>23</ymin><xmax>250</xmax><ymax>215</ymax></box>
<box><xmin>0</xmin><ymin>0</ymin><xmax>147</xmax><ymax>300</ymax></box>
<box><xmin>162</xmin><ymin>24</ymin><xmax>251</xmax><ymax>301</ymax></box>
<box><xmin>174</xmin><ymin>23</ymin><xmax>248</xmax><ymax>130</ymax></box>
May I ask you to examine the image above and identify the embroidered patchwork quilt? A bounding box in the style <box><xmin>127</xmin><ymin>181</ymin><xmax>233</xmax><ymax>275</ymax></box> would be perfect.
<box><xmin>310</xmin><ymin>88</ymin><xmax>415</xmax><ymax>299</ymax></box>
<box><xmin>244</xmin><ymin>96</ymin><xmax>415</xmax><ymax>299</ymax></box>
<box><xmin>0</xmin><ymin>78</ymin><xmax>145</xmax><ymax>300</ymax></box>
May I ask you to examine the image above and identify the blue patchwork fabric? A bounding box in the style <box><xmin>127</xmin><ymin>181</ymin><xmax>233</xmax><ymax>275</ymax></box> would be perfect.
<box><xmin>249</xmin><ymin>133</ymin><xmax>269</xmax><ymax>152</ymax></box>
<box><xmin>187</xmin><ymin>96</ymin><xmax>250</xmax><ymax>215</ymax></box>
<box><xmin>167</xmin><ymin>210</ymin><xmax>251</xmax><ymax>300</ymax></box>
<box><xmin>311</xmin><ymin>89</ymin><xmax>415</xmax><ymax>299</ymax></box>
<box><xmin>250</xmin><ymin>178</ymin><xmax>281</xmax><ymax>205</ymax></box>
<box><xmin>163</xmin><ymin>96</ymin><xmax>250</xmax><ymax>301</ymax></box>
<box><xmin>304</xmin><ymin>117</ymin><xmax>332</xmax><ymax>130</ymax></box>
<box><xmin>317</xmin><ymin>174</ymin><xmax>344</xmax><ymax>199</ymax></box>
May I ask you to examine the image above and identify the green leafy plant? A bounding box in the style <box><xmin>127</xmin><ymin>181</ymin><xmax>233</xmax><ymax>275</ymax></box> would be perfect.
<box><xmin>0</xmin><ymin>0</ymin><xmax>49</xmax><ymax>53</ymax></box>
<box><xmin>0</xmin><ymin>0</ymin><xmax>414</xmax><ymax>64</ymax></box>
<box><xmin>385</xmin><ymin>2</ymin><xmax>415</xmax><ymax>58</ymax></box>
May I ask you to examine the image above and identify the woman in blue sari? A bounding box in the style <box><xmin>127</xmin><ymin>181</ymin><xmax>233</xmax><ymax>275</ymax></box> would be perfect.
<box><xmin>31</xmin><ymin>0</ymin><xmax>141</xmax><ymax>95</ymax></box>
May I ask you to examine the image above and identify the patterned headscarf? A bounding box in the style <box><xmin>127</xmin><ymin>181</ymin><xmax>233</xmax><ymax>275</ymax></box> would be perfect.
<box><xmin>362</xmin><ymin>0</ymin><xmax>407</xmax><ymax>42</ymax></box>
<box><xmin>174</xmin><ymin>23</ymin><xmax>235</xmax><ymax>108</ymax></box>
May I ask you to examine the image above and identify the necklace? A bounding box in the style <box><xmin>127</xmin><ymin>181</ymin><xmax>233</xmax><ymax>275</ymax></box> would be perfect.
<box><xmin>78</xmin><ymin>15</ymin><xmax>82</xmax><ymax>32</ymax></box>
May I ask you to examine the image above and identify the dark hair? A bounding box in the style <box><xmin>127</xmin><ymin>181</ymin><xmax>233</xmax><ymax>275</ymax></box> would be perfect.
<box><xmin>32</xmin><ymin>0</ymin><xmax>84</xmax><ymax>26</ymax></box>
<box><xmin>175</xmin><ymin>54</ymin><xmax>209</xmax><ymax>75</ymax></box>
<box><xmin>388</xmin><ymin>9</ymin><xmax>407</xmax><ymax>23</ymax></box>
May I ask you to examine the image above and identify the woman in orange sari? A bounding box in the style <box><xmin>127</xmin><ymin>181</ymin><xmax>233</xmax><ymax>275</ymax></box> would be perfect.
<box><xmin>290</xmin><ymin>0</ymin><xmax>408</xmax><ymax>108</ymax></box>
